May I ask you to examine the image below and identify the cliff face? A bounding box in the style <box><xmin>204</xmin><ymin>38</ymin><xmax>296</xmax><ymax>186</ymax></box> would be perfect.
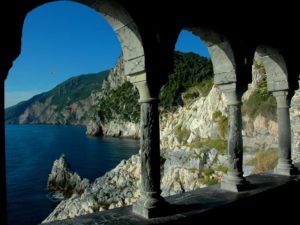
<box><xmin>43</xmin><ymin>145</ymin><xmax>229</xmax><ymax>223</ymax></box>
<box><xmin>84</xmin><ymin>55</ymin><xmax>280</xmax><ymax>151</ymax></box>
<box><xmin>41</xmin><ymin>55</ymin><xmax>300</xmax><ymax>223</ymax></box>
<box><xmin>85</xmin><ymin>57</ymin><xmax>140</xmax><ymax>137</ymax></box>
<box><xmin>160</xmin><ymin>60</ymin><xmax>279</xmax><ymax>152</ymax></box>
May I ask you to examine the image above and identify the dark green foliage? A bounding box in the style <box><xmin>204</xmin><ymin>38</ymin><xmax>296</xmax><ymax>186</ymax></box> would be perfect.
<box><xmin>174</xmin><ymin>124</ymin><xmax>191</xmax><ymax>144</ymax></box>
<box><xmin>97</xmin><ymin>52</ymin><xmax>214</xmax><ymax>123</ymax></box>
<box><xmin>242</xmin><ymin>73</ymin><xmax>276</xmax><ymax>120</ymax></box>
<box><xmin>96</xmin><ymin>81</ymin><xmax>140</xmax><ymax>123</ymax></box>
<box><xmin>189</xmin><ymin>139</ymin><xmax>227</xmax><ymax>155</ymax></box>
<box><xmin>160</xmin><ymin>52</ymin><xmax>213</xmax><ymax>111</ymax></box>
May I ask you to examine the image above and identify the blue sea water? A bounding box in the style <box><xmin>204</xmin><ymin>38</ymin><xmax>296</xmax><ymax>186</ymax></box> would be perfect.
<box><xmin>5</xmin><ymin>125</ymin><xmax>139</xmax><ymax>225</ymax></box>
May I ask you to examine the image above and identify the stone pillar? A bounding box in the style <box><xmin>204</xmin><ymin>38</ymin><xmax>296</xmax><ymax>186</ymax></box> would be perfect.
<box><xmin>291</xmin><ymin>81</ymin><xmax>300</xmax><ymax>162</ymax></box>
<box><xmin>130</xmin><ymin>75</ymin><xmax>167</xmax><ymax>218</ymax></box>
<box><xmin>273</xmin><ymin>91</ymin><xmax>298</xmax><ymax>175</ymax></box>
<box><xmin>220</xmin><ymin>89</ymin><xmax>249</xmax><ymax>192</ymax></box>
<box><xmin>1</xmin><ymin>66</ymin><xmax>8</xmax><ymax>225</ymax></box>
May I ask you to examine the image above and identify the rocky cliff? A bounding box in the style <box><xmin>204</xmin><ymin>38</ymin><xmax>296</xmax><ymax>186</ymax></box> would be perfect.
<box><xmin>43</xmin><ymin>137</ymin><xmax>284</xmax><ymax>223</ymax></box>
<box><xmin>47</xmin><ymin>155</ymin><xmax>90</xmax><ymax>197</ymax></box>
<box><xmin>84</xmin><ymin>55</ymin><xmax>280</xmax><ymax>151</ymax></box>
<box><xmin>41</xmin><ymin>55</ymin><xmax>300</xmax><ymax>223</ymax></box>
<box><xmin>85</xmin><ymin>57</ymin><xmax>140</xmax><ymax>137</ymax></box>
<box><xmin>43</xmin><ymin>144</ymin><xmax>229</xmax><ymax>222</ymax></box>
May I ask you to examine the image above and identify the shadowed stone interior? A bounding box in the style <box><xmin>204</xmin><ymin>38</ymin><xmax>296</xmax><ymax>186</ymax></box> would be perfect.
<box><xmin>2</xmin><ymin>1</ymin><xmax>300</xmax><ymax>224</ymax></box>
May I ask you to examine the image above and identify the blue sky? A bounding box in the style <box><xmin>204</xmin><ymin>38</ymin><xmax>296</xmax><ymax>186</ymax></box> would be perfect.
<box><xmin>5</xmin><ymin>1</ymin><xmax>209</xmax><ymax>108</ymax></box>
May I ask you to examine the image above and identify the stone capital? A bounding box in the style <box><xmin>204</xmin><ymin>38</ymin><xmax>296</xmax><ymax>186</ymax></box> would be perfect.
<box><xmin>218</xmin><ymin>84</ymin><xmax>242</xmax><ymax>106</ymax></box>
<box><xmin>128</xmin><ymin>72</ymin><xmax>158</xmax><ymax>103</ymax></box>
<box><xmin>272</xmin><ymin>91</ymin><xmax>290</xmax><ymax>108</ymax></box>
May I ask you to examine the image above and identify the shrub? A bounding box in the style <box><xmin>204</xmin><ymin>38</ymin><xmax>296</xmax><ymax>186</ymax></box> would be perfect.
<box><xmin>212</xmin><ymin>110</ymin><xmax>228</xmax><ymax>140</ymax></box>
<box><xmin>189</xmin><ymin>139</ymin><xmax>227</xmax><ymax>155</ymax></box>
<box><xmin>174</xmin><ymin>124</ymin><xmax>191</xmax><ymax>144</ymax></box>
<box><xmin>201</xmin><ymin>168</ymin><xmax>219</xmax><ymax>185</ymax></box>
<box><xmin>246</xmin><ymin>149</ymin><xmax>278</xmax><ymax>173</ymax></box>
<box><xmin>242</xmin><ymin>67</ymin><xmax>276</xmax><ymax>120</ymax></box>
<box><xmin>160</xmin><ymin>52</ymin><xmax>213</xmax><ymax>111</ymax></box>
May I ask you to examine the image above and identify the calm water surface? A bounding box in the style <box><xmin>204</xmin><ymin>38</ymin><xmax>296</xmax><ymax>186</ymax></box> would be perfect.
<box><xmin>5</xmin><ymin>125</ymin><xmax>139</xmax><ymax>225</ymax></box>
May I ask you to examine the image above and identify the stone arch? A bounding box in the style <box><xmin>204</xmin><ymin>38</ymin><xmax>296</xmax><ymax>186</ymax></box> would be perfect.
<box><xmin>79</xmin><ymin>0</ymin><xmax>145</xmax><ymax>76</ymax></box>
<box><xmin>256</xmin><ymin>45</ymin><xmax>289</xmax><ymax>92</ymax></box>
<box><xmin>188</xmin><ymin>27</ymin><xmax>237</xmax><ymax>86</ymax></box>
<box><xmin>256</xmin><ymin>45</ymin><xmax>299</xmax><ymax>176</ymax></box>
<box><xmin>179</xmin><ymin>27</ymin><xmax>250</xmax><ymax>192</ymax></box>
<box><xmin>5</xmin><ymin>0</ymin><xmax>145</xmax><ymax>79</ymax></box>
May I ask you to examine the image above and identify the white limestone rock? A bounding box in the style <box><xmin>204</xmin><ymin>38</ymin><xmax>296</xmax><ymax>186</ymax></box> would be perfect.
<box><xmin>47</xmin><ymin>155</ymin><xmax>90</xmax><ymax>197</ymax></box>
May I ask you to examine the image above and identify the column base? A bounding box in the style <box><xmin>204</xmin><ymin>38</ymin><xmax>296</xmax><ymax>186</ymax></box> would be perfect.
<box><xmin>274</xmin><ymin>161</ymin><xmax>298</xmax><ymax>176</ymax></box>
<box><xmin>132</xmin><ymin>196</ymin><xmax>169</xmax><ymax>218</ymax></box>
<box><xmin>221</xmin><ymin>174</ymin><xmax>250</xmax><ymax>192</ymax></box>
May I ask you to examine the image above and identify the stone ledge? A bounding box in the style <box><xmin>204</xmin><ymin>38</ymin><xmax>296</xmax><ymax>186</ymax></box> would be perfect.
<box><xmin>43</xmin><ymin>163</ymin><xmax>300</xmax><ymax>225</ymax></box>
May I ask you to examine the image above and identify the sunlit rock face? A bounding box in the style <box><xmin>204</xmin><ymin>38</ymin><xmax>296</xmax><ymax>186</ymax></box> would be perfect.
<box><xmin>47</xmin><ymin>155</ymin><xmax>89</xmax><ymax>197</ymax></box>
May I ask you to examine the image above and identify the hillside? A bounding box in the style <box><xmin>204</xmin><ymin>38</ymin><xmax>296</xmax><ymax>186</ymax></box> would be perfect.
<box><xmin>5</xmin><ymin>71</ymin><xmax>109</xmax><ymax>125</ymax></box>
<box><xmin>84</xmin><ymin>52</ymin><xmax>214</xmax><ymax>137</ymax></box>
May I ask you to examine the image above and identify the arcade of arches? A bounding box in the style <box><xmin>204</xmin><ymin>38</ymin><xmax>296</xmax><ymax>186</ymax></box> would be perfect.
<box><xmin>1</xmin><ymin>0</ymin><xmax>300</xmax><ymax>223</ymax></box>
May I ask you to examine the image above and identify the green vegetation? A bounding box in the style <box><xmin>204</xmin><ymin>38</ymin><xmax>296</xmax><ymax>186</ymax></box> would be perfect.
<box><xmin>159</xmin><ymin>52</ymin><xmax>213</xmax><ymax>111</ymax></box>
<box><xmin>5</xmin><ymin>51</ymin><xmax>214</xmax><ymax>125</ymax></box>
<box><xmin>216</xmin><ymin>165</ymin><xmax>228</xmax><ymax>174</ymax></box>
<box><xmin>174</xmin><ymin>124</ymin><xmax>191</xmax><ymax>144</ymax></box>
<box><xmin>182</xmin><ymin>79</ymin><xmax>214</xmax><ymax>105</ymax></box>
<box><xmin>189</xmin><ymin>139</ymin><xmax>227</xmax><ymax>155</ymax></box>
<box><xmin>5</xmin><ymin>71</ymin><xmax>109</xmax><ymax>123</ymax></box>
<box><xmin>201</xmin><ymin>167</ymin><xmax>219</xmax><ymax>186</ymax></box>
<box><xmin>246</xmin><ymin>149</ymin><xmax>278</xmax><ymax>174</ymax></box>
<box><xmin>96</xmin><ymin>51</ymin><xmax>214</xmax><ymax>123</ymax></box>
<box><xmin>242</xmin><ymin>62</ymin><xmax>276</xmax><ymax>120</ymax></box>
<box><xmin>96</xmin><ymin>81</ymin><xmax>140</xmax><ymax>123</ymax></box>
<box><xmin>212</xmin><ymin>110</ymin><xmax>228</xmax><ymax>140</ymax></box>
<box><xmin>51</xmin><ymin>71</ymin><xmax>109</xmax><ymax>110</ymax></box>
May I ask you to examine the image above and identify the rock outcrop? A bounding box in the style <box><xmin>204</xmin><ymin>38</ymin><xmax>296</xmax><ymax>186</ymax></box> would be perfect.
<box><xmin>85</xmin><ymin>114</ymin><xmax>103</xmax><ymax>136</ymax></box>
<box><xmin>43</xmin><ymin>154</ymin><xmax>141</xmax><ymax>223</ymax></box>
<box><xmin>44</xmin><ymin>143</ymin><xmax>270</xmax><ymax>222</ymax></box>
<box><xmin>101</xmin><ymin>120</ymin><xmax>139</xmax><ymax>138</ymax></box>
<box><xmin>47</xmin><ymin>155</ymin><xmax>90</xmax><ymax>197</ymax></box>
<box><xmin>160</xmin><ymin>86</ymin><xmax>227</xmax><ymax>149</ymax></box>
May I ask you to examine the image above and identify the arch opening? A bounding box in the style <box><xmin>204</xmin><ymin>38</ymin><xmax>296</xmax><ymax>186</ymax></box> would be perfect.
<box><xmin>4</xmin><ymin>1</ymin><xmax>144</xmax><ymax>224</ymax></box>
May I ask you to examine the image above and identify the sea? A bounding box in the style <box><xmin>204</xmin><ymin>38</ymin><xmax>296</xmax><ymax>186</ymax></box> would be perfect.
<box><xmin>5</xmin><ymin>125</ymin><xmax>139</xmax><ymax>225</ymax></box>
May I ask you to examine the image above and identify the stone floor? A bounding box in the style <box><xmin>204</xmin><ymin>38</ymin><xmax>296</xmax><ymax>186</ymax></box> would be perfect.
<box><xmin>44</xmin><ymin>163</ymin><xmax>300</xmax><ymax>225</ymax></box>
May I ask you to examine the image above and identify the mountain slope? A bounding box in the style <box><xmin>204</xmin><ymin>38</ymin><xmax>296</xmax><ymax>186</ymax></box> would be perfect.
<box><xmin>5</xmin><ymin>71</ymin><xmax>109</xmax><ymax>125</ymax></box>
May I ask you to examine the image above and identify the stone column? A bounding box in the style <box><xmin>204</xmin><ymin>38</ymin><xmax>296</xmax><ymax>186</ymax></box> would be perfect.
<box><xmin>1</xmin><ymin>69</ymin><xmax>7</xmax><ymax>224</ymax></box>
<box><xmin>130</xmin><ymin>75</ymin><xmax>167</xmax><ymax>218</ymax></box>
<box><xmin>220</xmin><ymin>89</ymin><xmax>249</xmax><ymax>192</ymax></box>
<box><xmin>273</xmin><ymin>91</ymin><xmax>298</xmax><ymax>175</ymax></box>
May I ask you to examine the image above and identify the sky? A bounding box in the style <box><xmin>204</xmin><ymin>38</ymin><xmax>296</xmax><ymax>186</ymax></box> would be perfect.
<box><xmin>5</xmin><ymin>1</ymin><xmax>209</xmax><ymax>108</ymax></box>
